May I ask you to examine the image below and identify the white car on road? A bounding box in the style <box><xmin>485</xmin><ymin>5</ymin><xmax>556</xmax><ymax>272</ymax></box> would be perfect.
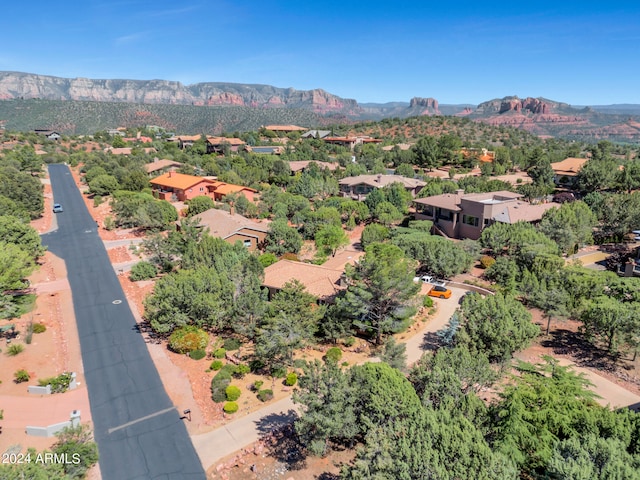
<box><xmin>413</xmin><ymin>275</ymin><xmax>447</xmax><ymax>287</ymax></box>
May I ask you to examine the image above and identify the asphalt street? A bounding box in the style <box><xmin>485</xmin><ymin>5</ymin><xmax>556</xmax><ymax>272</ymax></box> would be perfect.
<box><xmin>41</xmin><ymin>164</ymin><xmax>205</xmax><ymax>480</ymax></box>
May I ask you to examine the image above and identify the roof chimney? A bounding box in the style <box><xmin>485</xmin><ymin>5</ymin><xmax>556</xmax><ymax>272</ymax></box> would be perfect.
<box><xmin>456</xmin><ymin>189</ymin><xmax>464</xmax><ymax>196</ymax></box>
<box><xmin>376</xmin><ymin>174</ymin><xmax>382</xmax><ymax>183</ymax></box>
<box><xmin>168</xmin><ymin>171</ymin><xmax>173</xmax><ymax>178</ymax></box>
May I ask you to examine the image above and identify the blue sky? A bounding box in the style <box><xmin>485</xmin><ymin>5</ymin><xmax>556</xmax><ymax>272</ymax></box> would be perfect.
<box><xmin>2</xmin><ymin>1</ymin><xmax>639</xmax><ymax>105</ymax></box>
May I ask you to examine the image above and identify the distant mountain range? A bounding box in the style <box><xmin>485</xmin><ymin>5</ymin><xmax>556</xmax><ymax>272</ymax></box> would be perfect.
<box><xmin>1</xmin><ymin>71</ymin><xmax>639</xmax><ymax>142</ymax></box>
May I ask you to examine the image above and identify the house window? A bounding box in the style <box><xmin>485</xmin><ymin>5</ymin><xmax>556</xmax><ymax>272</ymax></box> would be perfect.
<box><xmin>436</xmin><ymin>208</ymin><xmax>453</xmax><ymax>222</ymax></box>
<box><xmin>463</xmin><ymin>215</ymin><xmax>479</xmax><ymax>227</ymax></box>
<box><xmin>199</xmin><ymin>187</ymin><xmax>204</xmax><ymax>192</ymax></box>
<box><xmin>243</xmin><ymin>240</ymin><xmax>252</xmax><ymax>248</ymax></box>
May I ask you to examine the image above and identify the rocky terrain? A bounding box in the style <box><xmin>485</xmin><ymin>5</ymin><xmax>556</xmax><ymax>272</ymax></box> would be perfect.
<box><xmin>1</xmin><ymin>72</ymin><xmax>640</xmax><ymax>141</ymax></box>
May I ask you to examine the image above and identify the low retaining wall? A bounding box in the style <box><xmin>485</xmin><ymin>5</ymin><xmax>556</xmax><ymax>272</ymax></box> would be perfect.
<box><xmin>26</xmin><ymin>410</ymin><xmax>81</xmax><ymax>437</ymax></box>
<box><xmin>27</xmin><ymin>372</ymin><xmax>77</xmax><ymax>395</ymax></box>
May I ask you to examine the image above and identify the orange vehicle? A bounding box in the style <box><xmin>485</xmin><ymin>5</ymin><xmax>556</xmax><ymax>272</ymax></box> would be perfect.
<box><xmin>428</xmin><ymin>285</ymin><xmax>452</xmax><ymax>299</ymax></box>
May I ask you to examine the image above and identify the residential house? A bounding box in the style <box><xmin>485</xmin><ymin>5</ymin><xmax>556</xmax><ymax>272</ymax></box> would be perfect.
<box><xmin>144</xmin><ymin>158</ymin><xmax>183</xmax><ymax>177</ymax></box>
<box><xmin>414</xmin><ymin>189</ymin><xmax>558</xmax><ymax>240</ymax></box>
<box><xmin>262</xmin><ymin>260</ymin><xmax>347</xmax><ymax>303</ymax></box>
<box><xmin>189</xmin><ymin>208</ymin><xmax>270</xmax><ymax>251</ymax></box>
<box><xmin>551</xmin><ymin>157</ymin><xmax>588</xmax><ymax>186</ymax></box>
<box><xmin>168</xmin><ymin>135</ymin><xmax>203</xmax><ymax>149</ymax></box>
<box><xmin>150</xmin><ymin>172</ymin><xmax>217</xmax><ymax>202</ymax></box>
<box><xmin>206</xmin><ymin>136</ymin><xmax>246</xmax><ymax>154</ymax></box>
<box><xmin>323</xmin><ymin>135</ymin><xmax>382</xmax><ymax>150</ymax></box>
<box><xmin>288</xmin><ymin>160</ymin><xmax>340</xmax><ymax>174</ymax></box>
<box><xmin>302</xmin><ymin>130</ymin><xmax>331</xmax><ymax>139</ymax></box>
<box><xmin>150</xmin><ymin>172</ymin><xmax>258</xmax><ymax>203</ymax></box>
<box><xmin>339</xmin><ymin>174</ymin><xmax>426</xmax><ymax>200</ymax></box>
<box><xmin>460</xmin><ymin>147</ymin><xmax>496</xmax><ymax>163</ymax></box>
<box><xmin>34</xmin><ymin>129</ymin><xmax>61</xmax><ymax>140</ymax></box>
<box><xmin>263</xmin><ymin>125</ymin><xmax>307</xmax><ymax>134</ymax></box>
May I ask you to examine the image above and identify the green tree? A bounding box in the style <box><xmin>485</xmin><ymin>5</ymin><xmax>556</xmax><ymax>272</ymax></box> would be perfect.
<box><xmin>412</xmin><ymin>136</ymin><xmax>441</xmax><ymax>170</ymax></box>
<box><xmin>0</xmin><ymin>166</ymin><xmax>44</xmax><ymax>219</ymax></box>
<box><xmin>0</xmin><ymin>215</ymin><xmax>46</xmax><ymax>259</ymax></box>
<box><xmin>88</xmin><ymin>174</ymin><xmax>119</xmax><ymax>196</ymax></box>
<box><xmin>380</xmin><ymin>336</ymin><xmax>407</xmax><ymax>371</ymax></box>
<box><xmin>360</xmin><ymin>223</ymin><xmax>389</xmax><ymax>248</ymax></box>
<box><xmin>0</xmin><ymin>242</ymin><xmax>36</xmax><ymax>291</ymax></box>
<box><xmin>457</xmin><ymin>292</ymin><xmax>539</xmax><ymax>362</ymax></box>
<box><xmin>580</xmin><ymin>296</ymin><xmax>638</xmax><ymax>354</ymax></box>
<box><xmin>186</xmin><ymin>196</ymin><xmax>215</xmax><ymax>217</ymax></box>
<box><xmin>264</xmin><ymin>219</ymin><xmax>303</xmax><ymax>255</ymax></box>
<box><xmin>539</xmin><ymin>201</ymin><xmax>598</xmax><ymax>254</ymax></box>
<box><xmin>338</xmin><ymin>243</ymin><xmax>419</xmax><ymax>344</ymax></box>
<box><xmin>315</xmin><ymin>224</ymin><xmax>349</xmax><ymax>257</ymax></box>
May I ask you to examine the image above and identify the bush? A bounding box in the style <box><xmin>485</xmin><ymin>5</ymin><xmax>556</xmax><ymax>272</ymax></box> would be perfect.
<box><xmin>343</xmin><ymin>336</ymin><xmax>356</xmax><ymax>348</ymax></box>
<box><xmin>252</xmin><ymin>380</ymin><xmax>264</xmax><ymax>391</ymax></box>
<box><xmin>14</xmin><ymin>369</ymin><xmax>30</xmax><ymax>383</ymax></box>
<box><xmin>324</xmin><ymin>347</ymin><xmax>343</xmax><ymax>364</ymax></box>
<box><xmin>210</xmin><ymin>360</ymin><xmax>223</xmax><ymax>371</ymax></box>
<box><xmin>213</xmin><ymin>347</ymin><xmax>226</xmax><ymax>359</ymax></box>
<box><xmin>423</xmin><ymin>295</ymin><xmax>434</xmax><ymax>308</ymax></box>
<box><xmin>6</xmin><ymin>344</ymin><xmax>24</xmax><ymax>356</ymax></box>
<box><xmin>189</xmin><ymin>349</ymin><xmax>206</xmax><ymax>360</ymax></box>
<box><xmin>233</xmin><ymin>364</ymin><xmax>251</xmax><ymax>378</ymax></box>
<box><xmin>104</xmin><ymin>215</ymin><xmax>115</xmax><ymax>231</ymax></box>
<box><xmin>130</xmin><ymin>261</ymin><xmax>157</xmax><ymax>281</ymax></box>
<box><xmin>39</xmin><ymin>372</ymin><xmax>73</xmax><ymax>393</ymax></box>
<box><xmin>223</xmin><ymin>402</ymin><xmax>239</xmax><ymax>414</ymax></box>
<box><xmin>479</xmin><ymin>255</ymin><xmax>496</xmax><ymax>269</ymax></box>
<box><xmin>249</xmin><ymin>359</ymin><xmax>265</xmax><ymax>372</ymax></box>
<box><xmin>169</xmin><ymin>325</ymin><xmax>209</xmax><ymax>354</ymax></box>
<box><xmin>257</xmin><ymin>389</ymin><xmax>274</xmax><ymax>402</ymax></box>
<box><xmin>33</xmin><ymin>323</ymin><xmax>46</xmax><ymax>333</ymax></box>
<box><xmin>222</xmin><ymin>338</ymin><xmax>242</xmax><ymax>351</ymax></box>
<box><xmin>258</xmin><ymin>253</ymin><xmax>278</xmax><ymax>268</ymax></box>
<box><xmin>210</xmin><ymin>364</ymin><xmax>238</xmax><ymax>402</ymax></box>
<box><xmin>225</xmin><ymin>385</ymin><xmax>242</xmax><ymax>401</ymax></box>
<box><xmin>93</xmin><ymin>195</ymin><xmax>103</xmax><ymax>207</ymax></box>
<box><xmin>285</xmin><ymin>373</ymin><xmax>298</xmax><ymax>386</ymax></box>
<box><xmin>271</xmin><ymin>367</ymin><xmax>286</xmax><ymax>378</ymax></box>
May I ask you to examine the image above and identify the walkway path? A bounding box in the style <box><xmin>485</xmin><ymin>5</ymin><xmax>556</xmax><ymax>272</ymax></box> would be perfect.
<box><xmin>191</xmin><ymin>285</ymin><xmax>640</xmax><ymax>469</ymax></box>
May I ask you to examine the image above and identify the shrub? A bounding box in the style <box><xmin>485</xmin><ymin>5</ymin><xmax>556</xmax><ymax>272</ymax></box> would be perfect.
<box><xmin>271</xmin><ymin>367</ymin><xmax>286</xmax><ymax>378</ymax></box>
<box><xmin>213</xmin><ymin>347</ymin><xmax>226</xmax><ymax>359</ymax></box>
<box><xmin>285</xmin><ymin>373</ymin><xmax>298</xmax><ymax>386</ymax></box>
<box><xmin>249</xmin><ymin>359</ymin><xmax>265</xmax><ymax>372</ymax></box>
<box><xmin>225</xmin><ymin>385</ymin><xmax>242</xmax><ymax>401</ymax></box>
<box><xmin>257</xmin><ymin>389</ymin><xmax>274</xmax><ymax>402</ymax></box>
<box><xmin>210</xmin><ymin>364</ymin><xmax>238</xmax><ymax>402</ymax></box>
<box><xmin>281</xmin><ymin>253</ymin><xmax>300</xmax><ymax>262</ymax></box>
<box><xmin>233</xmin><ymin>364</ymin><xmax>251</xmax><ymax>378</ymax></box>
<box><xmin>223</xmin><ymin>402</ymin><xmax>239</xmax><ymax>414</ymax></box>
<box><xmin>324</xmin><ymin>347</ymin><xmax>343</xmax><ymax>364</ymax></box>
<box><xmin>189</xmin><ymin>349</ymin><xmax>206</xmax><ymax>360</ymax></box>
<box><xmin>33</xmin><ymin>323</ymin><xmax>46</xmax><ymax>334</ymax></box>
<box><xmin>343</xmin><ymin>336</ymin><xmax>356</xmax><ymax>348</ymax></box>
<box><xmin>93</xmin><ymin>195</ymin><xmax>103</xmax><ymax>207</ymax></box>
<box><xmin>258</xmin><ymin>253</ymin><xmax>278</xmax><ymax>268</ymax></box>
<box><xmin>104</xmin><ymin>216</ymin><xmax>115</xmax><ymax>231</ymax></box>
<box><xmin>480</xmin><ymin>255</ymin><xmax>496</xmax><ymax>269</ymax></box>
<box><xmin>39</xmin><ymin>372</ymin><xmax>73</xmax><ymax>393</ymax></box>
<box><xmin>130</xmin><ymin>261</ymin><xmax>157</xmax><ymax>281</ymax></box>
<box><xmin>252</xmin><ymin>380</ymin><xmax>264</xmax><ymax>391</ymax></box>
<box><xmin>210</xmin><ymin>360</ymin><xmax>223</xmax><ymax>371</ymax></box>
<box><xmin>25</xmin><ymin>323</ymin><xmax>33</xmax><ymax>345</ymax></box>
<box><xmin>6</xmin><ymin>344</ymin><xmax>24</xmax><ymax>356</ymax></box>
<box><xmin>14</xmin><ymin>369</ymin><xmax>30</xmax><ymax>383</ymax></box>
<box><xmin>222</xmin><ymin>338</ymin><xmax>242</xmax><ymax>351</ymax></box>
<box><xmin>168</xmin><ymin>326</ymin><xmax>209</xmax><ymax>354</ymax></box>
<box><xmin>423</xmin><ymin>296</ymin><xmax>434</xmax><ymax>308</ymax></box>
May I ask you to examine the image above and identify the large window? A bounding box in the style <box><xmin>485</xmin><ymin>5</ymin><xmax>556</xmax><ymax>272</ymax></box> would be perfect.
<box><xmin>463</xmin><ymin>214</ymin><xmax>479</xmax><ymax>227</ymax></box>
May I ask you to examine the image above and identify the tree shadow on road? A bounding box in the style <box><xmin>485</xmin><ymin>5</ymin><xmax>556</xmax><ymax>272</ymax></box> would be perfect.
<box><xmin>420</xmin><ymin>331</ymin><xmax>442</xmax><ymax>352</ymax></box>
<box><xmin>254</xmin><ymin>411</ymin><xmax>307</xmax><ymax>470</ymax></box>
<box><xmin>541</xmin><ymin>328</ymin><xmax>617</xmax><ymax>372</ymax></box>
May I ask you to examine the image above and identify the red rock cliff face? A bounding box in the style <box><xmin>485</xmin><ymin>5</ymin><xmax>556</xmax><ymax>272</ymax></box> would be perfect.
<box><xmin>498</xmin><ymin>97</ymin><xmax>549</xmax><ymax>114</ymax></box>
<box><xmin>409</xmin><ymin>97</ymin><xmax>441</xmax><ymax>115</ymax></box>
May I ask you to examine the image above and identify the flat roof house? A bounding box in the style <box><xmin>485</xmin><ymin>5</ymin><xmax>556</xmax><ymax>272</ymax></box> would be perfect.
<box><xmin>414</xmin><ymin>189</ymin><xmax>558</xmax><ymax>240</ymax></box>
<box><xmin>190</xmin><ymin>208</ymin><xmax>270</xmax><ymax>251</ymax></box>
<box><xmin>339</xmin><ymin>174</ymin><xmax>426</xmax><ymax>200</ymax></box>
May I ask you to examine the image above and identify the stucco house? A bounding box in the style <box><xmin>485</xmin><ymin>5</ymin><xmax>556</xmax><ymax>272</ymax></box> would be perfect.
<box><xmin>339</xmin><ymin>174</ymin><xmax>426</xmax><ymax>200</ymax></box>
<box><xmin>206</xmin><ymin>136</ymin><xmax>246</xmax><ymax>154</ymax></box>
<box><xmin>414</xmin><ymin>189</ymin><xmax>558</xmax><ymax>240</ymax></box>
<box><xmin>550</xmin><ymin>157</ymin><xmax>588</xmax><ymax>186</ymax></box>
<box><xmin>144</xmin><ymin>158</ymin><xmax>183</xmax><ymax>176</ymax></box>
<box><xmin>262</xmin><ymin>260</ymin><xmax>347</xmax><ymax>303</ymax></box>
<box><xmin>150</xmin><ymin>172</ymin><xmax>257</xmax><ymax>203</ymax></box>
<box><xmin>190</xmin><ymin>208</ymin><xmax>270</xmax><ymax>251</ymax></box>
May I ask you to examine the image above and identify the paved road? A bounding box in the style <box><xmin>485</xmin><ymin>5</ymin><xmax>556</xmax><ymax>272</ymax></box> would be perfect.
<box><xmin>42</xmin><ymin>165</ymin><xmax>204</xmax><ymax>480</ymax></box>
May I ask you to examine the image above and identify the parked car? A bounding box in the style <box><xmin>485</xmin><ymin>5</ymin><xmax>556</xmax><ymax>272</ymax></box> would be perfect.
<box><xmin>428</xmin><ymin>285</ymin><xmax>452</xmax><ymax>299</ymax></box>
<box><xmin>53</xmin><ymin>203</ymin><xmax>63</xmax><ymax>213</ymax></box>
<box><xmin>413</xmin><ymin>275</ymin><xmax>447</xmax><ymax>287</ymax></box>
